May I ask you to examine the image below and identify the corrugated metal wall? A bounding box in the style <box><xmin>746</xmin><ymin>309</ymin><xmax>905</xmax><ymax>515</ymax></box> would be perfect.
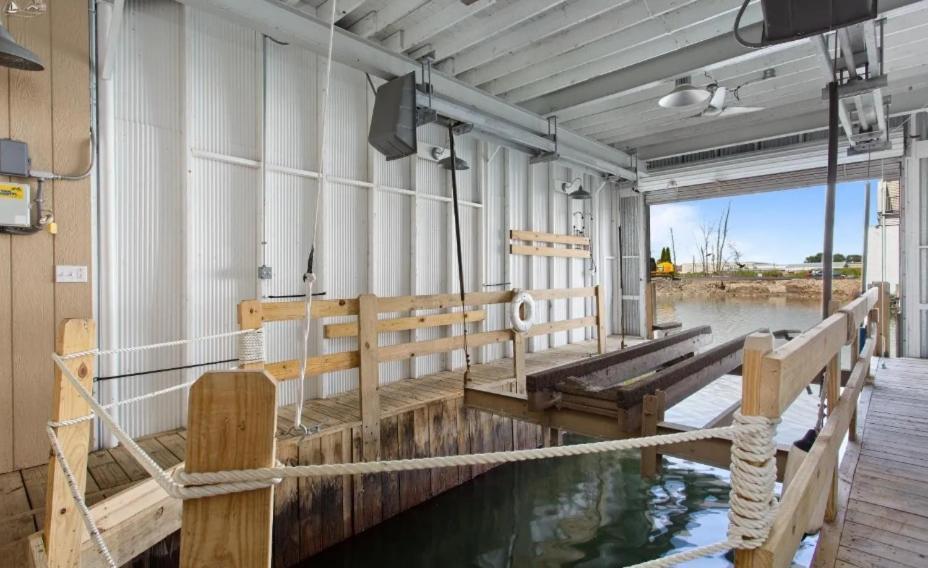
<box><xmin>101</xmin><ymin>0</ymin><xmax>623</xmax><ymax>441</ymax></box>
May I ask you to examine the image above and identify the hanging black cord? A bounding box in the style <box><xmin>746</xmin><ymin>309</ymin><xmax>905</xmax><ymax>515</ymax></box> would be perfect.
<box><xmin>447</xmin><ymin>124</ymin><xmax>472</xmax><ymax>383</ymax></box>
<box><xmin>94</xmin><ymin>358</ymin><xmax>238</xmax><ymax>382</ymax></box>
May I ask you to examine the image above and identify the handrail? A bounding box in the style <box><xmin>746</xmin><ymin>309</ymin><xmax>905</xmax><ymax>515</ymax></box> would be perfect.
<box><xmin>736</xmin><ymin>286</ymin><xmax>882</xmax><ymax>568</ymax></box>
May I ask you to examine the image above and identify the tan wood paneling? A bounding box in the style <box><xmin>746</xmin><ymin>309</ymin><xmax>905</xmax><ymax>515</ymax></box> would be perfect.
<box><xmin>0</xmin><ymin>63</ymin><xmax>12</xmax><ymax>472</ymax></box>
<box><xmin>0</xmin><ymin>3</ymin><xmax>92</xmax><ymax>473</ymax></box>
<box><xmin>9</xmin><ymin>6</ymin><xmax>56</xmax><ymax>472</ymax></box>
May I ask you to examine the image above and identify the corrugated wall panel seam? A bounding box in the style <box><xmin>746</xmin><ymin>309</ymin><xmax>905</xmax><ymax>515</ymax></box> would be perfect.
<box><xmin>103</xmin><ymin>0</ymin><xmax>622</xmax><ymax>441</ymax></box>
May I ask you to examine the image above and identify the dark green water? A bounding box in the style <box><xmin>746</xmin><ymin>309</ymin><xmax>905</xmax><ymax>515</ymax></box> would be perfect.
<box><xmin>306</xmin><ymin>438</ymin><xmax>815</xmax><ymax>567</ymax></box>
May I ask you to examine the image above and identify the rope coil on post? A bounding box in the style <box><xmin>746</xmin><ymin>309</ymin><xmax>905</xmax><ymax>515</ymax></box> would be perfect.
<box><xmin>237</xmin><ymin>328</ymin><xmax>266</xmax><ymax>365</ymax></box>
<box><xmin>726</xmin><ymin>411</ymin><xmax>780</xmax><ymax>549</ymax></box>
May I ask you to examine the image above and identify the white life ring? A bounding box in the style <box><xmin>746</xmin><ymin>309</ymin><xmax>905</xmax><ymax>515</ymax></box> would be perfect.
<box><xmin>510</xmin><ymin>290</ymin><xmax>535</xmax><ymax>333</ymax></box>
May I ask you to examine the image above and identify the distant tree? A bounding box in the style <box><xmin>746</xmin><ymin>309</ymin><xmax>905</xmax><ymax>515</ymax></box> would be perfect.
<box><xmin>805</xmin><ymin>252</ymin><xmax>823</xmax><ymax>263</ymax></box>
<box><xmin>846</xmin><ymin>254</ymin><xmax>862</xmax><ymax>262</ymax></box>
<box><xmin>729</xmin><ymin>242</ymin><xmax>744</xmax><ymax>269</ymax></box>
<box><xmin>833</xmin><ymin>253</ymin><xmax>846</xmax><ymax>262</ymax></box>
<box><xmin>713</xmin><ymin>203</ymin><xmax>732</xmax><ymax>273</ymax></box>
<box><xmin>660</xmin><ymin>247</ymin><xmax>671</xmax><ymax>263</ymax></box>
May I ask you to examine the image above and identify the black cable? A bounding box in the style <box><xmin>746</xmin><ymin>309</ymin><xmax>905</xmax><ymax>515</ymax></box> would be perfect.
<box><xmin>733</xmin><ymin>0</ymin><xmax>764</xmax><ymax>48</ymax></box>
<box><xmin>447</xmin><ymin>124</ymin><xmax>472</xmax><ymax>383</ymax></box>
<box><xmin>94</xmin><ymin>358</ymin><xmax>238</xmax><ymax>382</ymax></box>
<box><xmin>365</xmin><ymin>73</ymin><xmax>377</xmax><ymax>96</ymax></box>
<box><xmin>265</xmin><ymin>292</ymin><xmax>327</xmax><ymax>299</ymax></box>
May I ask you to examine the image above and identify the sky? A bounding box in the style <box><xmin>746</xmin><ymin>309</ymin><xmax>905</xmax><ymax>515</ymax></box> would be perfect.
<box><xmin>649</xmin><ymin>180</ymin><xmax>880</xmax><ymax>266</ymax></box>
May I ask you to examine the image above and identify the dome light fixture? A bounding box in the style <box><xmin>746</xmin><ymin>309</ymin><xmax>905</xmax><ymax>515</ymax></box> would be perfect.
<box><xmin>658</xmin><ymin>76</ymin><xmax>710</xmax><ymax>109</ymax></box>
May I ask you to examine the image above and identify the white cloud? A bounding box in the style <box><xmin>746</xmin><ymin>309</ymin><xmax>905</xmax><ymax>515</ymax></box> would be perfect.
<box><xmin>649</xmin><ymin>203</ymin><xmax>701</xmax><ymax>262</ymax></box>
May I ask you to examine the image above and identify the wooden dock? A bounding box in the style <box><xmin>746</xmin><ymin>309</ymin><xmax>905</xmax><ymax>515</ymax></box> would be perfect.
<box><xmin>813</xmin><ymin>357</ymin><xmax>928</xmax><ymax>568</ymax></box>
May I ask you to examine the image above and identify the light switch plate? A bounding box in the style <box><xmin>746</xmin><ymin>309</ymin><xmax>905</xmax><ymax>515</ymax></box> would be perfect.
<box><xmin>56</xmin><ymin>265</ymin><xmax>88</xmax><ymax>283</ymax></box>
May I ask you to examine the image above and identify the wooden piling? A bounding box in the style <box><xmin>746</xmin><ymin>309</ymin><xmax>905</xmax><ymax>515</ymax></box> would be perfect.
<box><xmin>43</xmin><ymin>319</ymin><xmax>96</xmax><ymax>568</ymax></box>
<box><xmin>180</xmin><ymin>370</ymin><xmax>277</xmax><ymax>567</ymax></box>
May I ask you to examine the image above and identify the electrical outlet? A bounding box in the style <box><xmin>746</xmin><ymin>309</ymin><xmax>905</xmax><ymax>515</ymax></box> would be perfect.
<box><xmin>56</xmin><ymin>265</ymin><xmax>88</xmax><ymax>283</ymax></box>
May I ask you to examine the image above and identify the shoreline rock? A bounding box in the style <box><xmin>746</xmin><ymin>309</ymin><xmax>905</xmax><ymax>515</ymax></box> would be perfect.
<box><xmin>654</xmin><ymin>277</ymin><xmax>860</xmax><ymax>301</ymax></box>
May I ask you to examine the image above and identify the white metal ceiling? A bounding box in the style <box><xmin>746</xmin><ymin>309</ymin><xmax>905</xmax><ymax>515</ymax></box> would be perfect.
<box><xmin>282</xmin><ymin>0</ymin><xmax>928</xmax><ymax>158</ymax></box>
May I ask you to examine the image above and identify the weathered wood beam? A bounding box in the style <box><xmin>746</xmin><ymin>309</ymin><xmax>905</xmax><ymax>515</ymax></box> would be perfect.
<box><xmin>526</xmin><ymin>326</ymin><xmax>712</xmax><ymax>410</ymax></box>
<box><xmin>463</xmin><ymin>387</ymin><xmax>788</xmax><ymax>480</ymax></box>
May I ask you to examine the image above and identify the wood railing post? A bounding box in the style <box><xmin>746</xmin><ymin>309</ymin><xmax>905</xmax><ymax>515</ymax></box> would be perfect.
<box><xmin>180</xmin><ymin>370</ymin><xmax>277</xmax><ymax>567</ymax></box>
<box><xmin>358</xmin><ymin>294</ymin><xmax>381</xmax><ymax>461</ymax></box>
<box><xmin>645</xmin><ymin>281</ymin><xmax>656</xmax><ymax>339</ymax></box>
<box><xmin>823</xmin><ymin>301</ymin><xmax>842</xmax><ymax>521</ymax></box>
<box><xmin>866</xmin><ymin>307</ymin><xmax>879</xmax><ymax>380</ymax></box>
<box><xmin>640</xmin><ymin>389</ymin><xmax>665</xmax><ymax>477</ymax></box>
<box><xmin>871</xmin><ymin>281</ymin><xmax>890</xmax><ymax>357</ymax></box>
<box><xmin>595</xmin><ymin>284</ymin><xmax>607</xmax><ymax>354</ymax></box>
<box><xmin>735</xmin><ymin>331</ymin><xmax>776</xmax><ymax>568</ymax></box>
<box><xmin>513</xmin><ymin>332</ymin><xmax>526</xmax><ymax>390</ymax></box>
<box><xmin>44</xmin><ymin>319</ymin><xmax>96</xmax><ymax>567</ymax></box>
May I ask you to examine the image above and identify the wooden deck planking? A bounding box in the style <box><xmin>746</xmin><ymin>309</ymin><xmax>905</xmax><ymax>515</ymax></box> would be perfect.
<box><xmin>814</xmin><ymin>357</ymin><xmax>928</xmax><ymax>568</ymax></box>
<box><xmin>0</xmin><ymin>336</ymin><xmax>614</xmax><ymax>556</ymax></box>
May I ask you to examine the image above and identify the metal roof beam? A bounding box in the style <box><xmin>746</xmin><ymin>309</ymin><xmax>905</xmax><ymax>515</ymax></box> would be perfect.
<box><xmin>520</xmin><ymin>0</ymin><xmax>924</xmax><ymax>116</ymax></box>
<box><xmin>179</xmin><ymin>0</ymin><xmax>635</xmax><ymax>178</ymax></box>
<box><xmin>635</xmin><ymin>87</ymin><xmax>928</xmax><ymax>159</ymax></box>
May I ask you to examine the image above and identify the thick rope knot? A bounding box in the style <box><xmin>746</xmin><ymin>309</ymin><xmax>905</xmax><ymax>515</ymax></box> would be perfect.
<box><xmin>170</xmin><ymin>463</ymin><xmax>283</xmax><ymax>499</ymax></box>
<box><xmin>238</xmin><ymin>328</ymin><xmax>265</xmax><ymax>365</ymax></box>
<box><xmin>726</xmin><ymin>411</ymin><xmax>780</xmax><ymax>550</ymax></box>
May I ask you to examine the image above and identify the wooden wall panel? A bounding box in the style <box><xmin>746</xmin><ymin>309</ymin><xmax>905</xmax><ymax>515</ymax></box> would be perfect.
<box><xmin>9</xmin><ymin>8</ymin><xmax>56</xmax><ymax>472</ymax></box>
<box><xmin>0</xmin><ymin>2</ymin><xmax>91</xmax><ymax>473</ymax></box>
<box><xmin>0</xmin><ymin>63</ymin><xmax>12</xmax><ymax>473</ymax></box>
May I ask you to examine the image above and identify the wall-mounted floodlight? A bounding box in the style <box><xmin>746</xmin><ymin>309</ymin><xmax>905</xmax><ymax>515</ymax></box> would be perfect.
<box><xmin>0</xmin><ymin>22</ymin><xmax>43</xmax><ymax>70</ymax></box>
<box><xmin>558</xmin><ymin>178</ymin><xmax>592</xmax><ymax>200</ymax></box>
<box><xmin>658</xmin><ymin>77</ymin><xmax>710</xmax><ymax>109</ymax></box>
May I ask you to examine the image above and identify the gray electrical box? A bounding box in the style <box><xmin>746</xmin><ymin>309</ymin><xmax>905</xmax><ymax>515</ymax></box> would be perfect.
<box><xmin>0</xmin><ymin>139</ymin><xmax>30</xmax><ymax>177</ymax></box>
<box><xmin>0</xmin><ymin>183</ymin><xmax>31</xmax><ymax>227</ymax></box>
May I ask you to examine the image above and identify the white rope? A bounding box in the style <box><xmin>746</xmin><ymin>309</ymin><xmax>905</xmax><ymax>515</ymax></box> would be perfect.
<box><xmin>57</xmin><ymin>328</ymin><xmax>255</xmax><ymax>361</ymax></box>
<box><xmin>726</xmin><ymin>412</ymin><xmax>779</xmax><ymax>549</ymax></box>
<box><xmin>52</xmin><ymin>354</ymin><xmax>278</xmax><ymax>500</ymax></box>
<box><xmin>293</xmin><ymin>0</ymin><xmax>338</xmax><ymax>433</ymax></box>
<box><xmin>173</xmin><ymin>425</ymin><xmax>750</xmax><ymax>484</ymax></box>
<box><xmin>630</xmin><ymin>542</ymin><xmax>731</xmax><ymax>568</ymax></box>
<box><xmin>237</xmin><ymin>328</ymin><xmax>265</xmax><ymax>365</ymax></box>
<box><xmin>293</xmin><ymin>273</ymin><xmax>315</xmax><ymax>433</ymax></box>
<box><xmin>46</xmin><ymin>426</ymin><xmax>117</xmax><ymax>568</ymax></box>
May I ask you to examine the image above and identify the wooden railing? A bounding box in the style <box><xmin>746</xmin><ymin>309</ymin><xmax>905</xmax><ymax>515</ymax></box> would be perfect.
<box><xmin>735</xmin><ymin>284</ymin><xmax>884</xmax><ymax>568</ymax></box>
<box><xmin>238</xmin><ymin>286</ymin><xmax>607</xmax><ymax>457</ymax></box>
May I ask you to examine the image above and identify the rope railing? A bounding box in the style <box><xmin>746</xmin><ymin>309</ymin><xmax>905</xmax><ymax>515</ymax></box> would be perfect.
<box><xmin>47</xmin><ymin>338</ymin><xmax>781</xmax><ymax>568</ymax></box>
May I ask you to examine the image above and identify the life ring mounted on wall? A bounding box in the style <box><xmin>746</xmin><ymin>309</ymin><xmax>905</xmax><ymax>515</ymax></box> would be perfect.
<box><xmin>510</xmin><ymin>289</ymin><xmax>535</xmax><ymax>333</ymax></box>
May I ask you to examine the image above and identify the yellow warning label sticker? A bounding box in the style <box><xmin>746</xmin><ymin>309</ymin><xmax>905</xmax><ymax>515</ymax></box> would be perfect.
<box><xmin>0</xmin><ymin>184</ymin><xmax>25</xmax><ymax>200</ymax></box>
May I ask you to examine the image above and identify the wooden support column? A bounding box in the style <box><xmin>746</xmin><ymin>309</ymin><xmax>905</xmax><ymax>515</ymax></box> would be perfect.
<box><xmin>824</xmin><ymin>302</ymin><xmax>841</xmax><ymax>522</ymax></box>
<box><xmin>513</xmin><ymin>331</ymin><xmax>526</xmax><ymax>390</ymax></box>
<box><xmin>595</xmin><ymin>284</ymin><xmax>607</xmax><ymax>354</ymax></box>
<box><xmin>645</xmin><ymin>281</ymin><xmax>656</xmax><ymax>339</ymax></box>
<box><xmin>735</xmin><ymin>331</ymin><xmax>777</xmax><ymax>568</ymax></box>
<box><xmin>879</xmin><ymin>281</ymin><xmax>890</xmax><ymax>357</ymax></box>
<box><xmin>866</xmin><ymin>307</ymin><xmax>879</xmax><ymax>380</ymax></box>
<box><xmin>640</xmin><ymin>389</ymin><xmax>665</xmax><ymax>477</ymax></box>
<box><xmin>180</xmin><ymin>370</ymin><xmax>277</xmax><ymax>567</ymax></box>
<box><xmin>358</xmin><ymin>294</ymin><xmax>382</xmax><ymax>460</ymax></box>
<box><xmin>43</xmin><ymin>319</ymin><xmax>95</xmax><ymax>567</ymax></box>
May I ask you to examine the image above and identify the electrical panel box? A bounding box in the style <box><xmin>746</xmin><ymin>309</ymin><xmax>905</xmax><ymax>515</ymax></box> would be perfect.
<box><xmin>0</xmin><ymin>139</ymin><xmax>30</xmax><ymax>177</ymax></box>
<box><xmin>0</xmin><ymin>183</ymin><xmax>31</xmax><ymax>227</ymax></box>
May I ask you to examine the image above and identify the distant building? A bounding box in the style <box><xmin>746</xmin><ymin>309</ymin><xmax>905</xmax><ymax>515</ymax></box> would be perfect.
<box><xmin>865</xmin><ymin>180</ymin><xmax>900</xmax><ymax>289</ymax></box>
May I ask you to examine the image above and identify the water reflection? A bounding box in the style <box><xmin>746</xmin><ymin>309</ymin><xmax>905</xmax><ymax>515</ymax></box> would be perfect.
<box><xmin>308</xmin><ymin>445</ymin><xmax>741</xmax><ymax>567</ymax></box>
<box><xmin>306</xmin><ymin>296</ymin><xmax>829</xmax><ymax>567</ymax></box>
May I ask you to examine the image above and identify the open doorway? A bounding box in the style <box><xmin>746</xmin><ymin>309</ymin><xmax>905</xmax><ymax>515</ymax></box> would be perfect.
<box><xmin>648</xmin><ymin>179</ymin><xmax>897</xmax><ymax>352</ymax></box>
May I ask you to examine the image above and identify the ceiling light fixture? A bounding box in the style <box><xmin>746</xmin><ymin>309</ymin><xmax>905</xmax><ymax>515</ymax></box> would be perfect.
<box><xmin>658</xmin><ymin>77</ymin><xmax>710</xmax><ymax>109</ymax></box>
